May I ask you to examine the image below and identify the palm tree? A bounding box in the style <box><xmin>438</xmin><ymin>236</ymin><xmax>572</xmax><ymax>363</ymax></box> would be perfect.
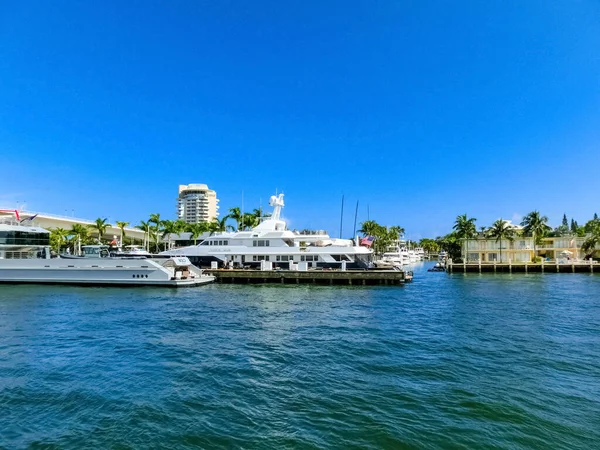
<box><xmin>186</xmin><ymin>222</ymin><xmax>209</xmax><ymax>244</ymax></box>
<box><xmin>161</xmin><ymin>219</ymin><xmax>178</xmax><ymax>251</ymax></box>
<box><xmin>50</xmin><ymin>228</ymin><xmax>69</xmax><ymax>253</ymax></box>
<box><xmin>487</xmin><ymin>219</ymin><xmax>515</xmax><ymax>262</ymax></box>
<box><xmin>389</xmin><ymin>225</ymin><xmax>405</xmax><ymax>241</ymax></box>
<box><xmin>521</xmin><ymin>211</ymin><xmax>551</xmax><ymax>258</ymax></box>
<box><xmin>116</xmin><ymin>221</ymin><xmax>129</xmax><ymax>247</ymax></box>
<box><xmin>136</xmin><ymin>220</ymin><xmax>151</xmax><ymax>251</ymax></box>
<box><xmin>241</xmin><ymin>213</ymin><xmax>259</xmax><ymax>230</ymax></box>
<box><xmin>148</xmin><ymin>213</ymin><xmax>162</xmax><ymax>251</ymax></box>
<box><xmin>69</xmin><ymin>223</ymin><xmax>89</xmax><ymax>255</ymax></box>
<box><xmin>358</xmin><ymin>220</ymin><xmax>382</xmax><ymax>237</ymax></box>
<box><xmin>209</xmin><ymin>217</ymin><xmax>232</xmax><ymax>235</ymax></box>
<box><xmin>174</xmin><ymin>219</ymin><xmax>188</xmax><ymax>235</ymax></box>
<box><xmin>453</xmin><ymin>214</ymin><xmax>477</xmax><ymax>261</ymax></box>
<box><xmin>226</xmin><ymin>207</ymin><xmax>243</xmax><ymax>231</ymax></box>
<box><xmin>89</xmin><ymin>218</ymin><xmax>109</xmax><ymax>243</ymax></box>
<box><xmin>581</xmin><ymin>221</ymin><xmax>600</xmax><ymax>259</ymax></box>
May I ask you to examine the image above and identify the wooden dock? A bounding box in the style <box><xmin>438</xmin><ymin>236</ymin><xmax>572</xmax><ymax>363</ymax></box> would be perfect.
<box><xmin>447</xmin><ymin>261</ymin><xmax>598</xmax><ymax>274</ymax></box>
<box><xmin>204</xmin><ymin>269</ymin><xmax>413</xmax><ymax>285</ymax></box>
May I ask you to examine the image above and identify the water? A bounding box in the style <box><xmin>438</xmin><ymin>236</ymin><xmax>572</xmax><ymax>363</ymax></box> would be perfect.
<box><xmin>1</xmin><ymin>263</ymin><xmax>599</xmax><ymax>449</ymax></box>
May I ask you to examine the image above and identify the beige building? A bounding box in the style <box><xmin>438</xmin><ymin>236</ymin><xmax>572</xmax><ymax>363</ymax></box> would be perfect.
<box><xmin>177</xmin><ymin>184</ymin><xmax>219</xmax><ymax>224</ymax></box>
<box><xmin>463</xmin><ymin>236</ymin><xmax>597</xmax><ymax>263</ymax></box>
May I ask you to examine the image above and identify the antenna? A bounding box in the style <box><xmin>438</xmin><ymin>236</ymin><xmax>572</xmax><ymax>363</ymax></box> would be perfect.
<box><xmin>339</xmin><ymin>195</ymin><xmax>344</xmax><ymax>238</ymax></box>
<box><xmin>353</xmin><ymin>200</ymin><xmax>359</xmax><ymax>238</ymax></box>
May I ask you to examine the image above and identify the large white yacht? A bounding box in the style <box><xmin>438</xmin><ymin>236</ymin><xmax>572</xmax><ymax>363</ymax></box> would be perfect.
<box><xmin>161</xmin><ymin>194</ymin><xmax>373</xmax><ymax>269</ymax></box>
<box><xmin>0</xmin><ymin>212</ymin><xmax>214</xmax><ymax>287</ymax></box>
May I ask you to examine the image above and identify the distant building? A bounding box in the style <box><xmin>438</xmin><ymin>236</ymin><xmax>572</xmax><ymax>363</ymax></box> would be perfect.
<box><xmin>177</xmin><ymin>184</ymin><xmax>219</xmax><ymax>224</ymax></box>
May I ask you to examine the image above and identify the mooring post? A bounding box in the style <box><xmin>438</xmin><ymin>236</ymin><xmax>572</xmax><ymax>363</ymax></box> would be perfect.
<box><xmin>556</xmin><ymin>263</ymin><xmax>559</xmax><ymax>273</ymax></box>
<box><xmin>478</xmin><ymin>260</ymin><xmax>481</xmax><ymax>274</ymax></box>
<box><xmin>591</xmin><ymin>259</ymin><xmax>594</xmax><ymax>273</ymax></box>
<box><xmin>494</xmin><ymin>261</ymin><xmax>496</xmax><ymax>273</ymax></box>
<box><xmin>572</xmin><ymin>264</ymin><xmax>575</xmax><ymax>273</ymax></box>
<box><xmin>525</xmin><ymin>262</ymin><xmax>528</xmax><ymax>274</ymax></box>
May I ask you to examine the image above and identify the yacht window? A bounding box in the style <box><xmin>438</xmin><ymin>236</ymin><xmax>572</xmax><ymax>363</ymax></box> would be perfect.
<box><xmin>265</xmin><ymin>240</ymin><xmax>270</xmax><ymax>247</ymax></box>
<box><xmin>223</xmin><ymin>240</ymin><xmax>228</xmax><ymax>246</ymax></box>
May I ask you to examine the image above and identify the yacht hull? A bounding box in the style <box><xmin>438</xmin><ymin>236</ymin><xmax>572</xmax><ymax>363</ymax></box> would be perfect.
<box><xmin>0</xmin><ymin>259</ymin><xmax>215</xmax><ymax>287</ymax></box>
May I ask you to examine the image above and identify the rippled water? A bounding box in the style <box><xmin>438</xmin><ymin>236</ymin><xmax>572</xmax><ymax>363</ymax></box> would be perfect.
<box><xmin>1</xmin><ymin>263</ymin><xmax>599</xmax><ymax>449</ymax></box>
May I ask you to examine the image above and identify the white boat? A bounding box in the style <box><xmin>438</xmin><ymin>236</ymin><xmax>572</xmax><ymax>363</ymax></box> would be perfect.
<box><xmin>161</xmin><ymin>193</ymin><xmax>373</xmax><ymax>269</ymax></box>
<box><xmin>109</xmin><ymin>245</ymin><xmax>153</xmax><ymax>258</ymax></box>
<box><xmin>0</xmin><ymin>213</ymin><xmax>215</xmax><ymax>287</ymax></box>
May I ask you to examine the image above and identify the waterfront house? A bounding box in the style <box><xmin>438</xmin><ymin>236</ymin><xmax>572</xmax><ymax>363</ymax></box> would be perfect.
<box><xmin>462</xmin><ymin>236</ymin><xmax>597</xmax><ymax>263</ymax></box>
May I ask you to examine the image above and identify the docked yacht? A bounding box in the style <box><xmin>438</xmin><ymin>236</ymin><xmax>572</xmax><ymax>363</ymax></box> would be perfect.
<box><xmin>161</xmin><ymin>194</ymin><xmax>373</xmax><ymax>269</ymax></box>
<box><xmin>0</xmin><ymin>213</ymin><xmax>214</xmax><ymax>287</ymax></box>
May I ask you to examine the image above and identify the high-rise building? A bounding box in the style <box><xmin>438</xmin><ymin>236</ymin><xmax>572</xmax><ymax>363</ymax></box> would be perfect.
<box><xmin>177</xmin><ymin>184</ymin><xmax>219</xmax><ymax>224</ymax></box>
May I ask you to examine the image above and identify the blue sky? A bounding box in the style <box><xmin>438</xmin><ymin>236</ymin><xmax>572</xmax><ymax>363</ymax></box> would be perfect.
<box><xmin>1</xmin><ymin>1</ymin><xmax>599</xmax><ymax>239</ymax></box>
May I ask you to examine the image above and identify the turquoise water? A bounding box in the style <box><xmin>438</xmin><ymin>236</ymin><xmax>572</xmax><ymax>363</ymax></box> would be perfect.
<box><xmin>1</xmin><ymin>263</ymin><xmax>599</xmax><ymax>449</ymax></box>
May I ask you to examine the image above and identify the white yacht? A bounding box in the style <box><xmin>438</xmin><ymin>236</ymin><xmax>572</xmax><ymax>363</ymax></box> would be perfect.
<box><xmin>0</xmin><ymin>213</ymin><xmax>214</xmax><ymax>287</ymax></box>
<box><xmin>161</xmin><ymin>194</ymin><xmax>373</xmax><ymax>269</ymax></box>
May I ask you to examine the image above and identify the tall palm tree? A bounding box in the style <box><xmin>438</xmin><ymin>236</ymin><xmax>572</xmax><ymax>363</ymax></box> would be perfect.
<box><xmin>69</xmin><ymin>223</ymin><xmax>89</xmax><ymax>255</ymax></box>
<box><xmin>186</xmin><ymin>222</ymin><xmax>209</xmax><ymax>245</ymax></box>
<box><xmin>136</xmin><ymin>220</ymin><xmax>151</xmax><ymax>251</ymax></box>
<box><xmin>453</xmin><ymin>214</ymin><xmax>477</xmax><ymax>261</ymax></box>
<box><xmin>116</xmin><ymin>221</ymin><xmax>129</xmax><ymax>246</ymax></box>
<box><xmin>226</xmin><ymin>207</ymin><xmax>243</xmax><ymax>231</ymax></box>
<box><xmin>161</xmin><ymin>220</ymin><xmax>178</xmax><ymax>251</ymax></box>
<box><xmin>148</xmin><ymin>213</ymin><xmax>162</xmax><ymax>251</ymax></box>
<box><xmin>89</xmin><ymin>218</ymin><xmax>109</xmax><ymax>243</ymax></box>
<box><xmin>521</xmin><ymin>210</ymin><xmax>551</xmax><ymax>258</ymax></box>
<box><xmin>487</xmin><ymin>219</ymin><xmax>515</xmax><ymax>262</ymax></box>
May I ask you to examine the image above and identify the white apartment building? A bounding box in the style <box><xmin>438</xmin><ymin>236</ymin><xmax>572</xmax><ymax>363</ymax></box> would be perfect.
<box><xmin>177</xmin><ymin>184</ymin><xmax>219</xmax><ymax>224</ymax></box>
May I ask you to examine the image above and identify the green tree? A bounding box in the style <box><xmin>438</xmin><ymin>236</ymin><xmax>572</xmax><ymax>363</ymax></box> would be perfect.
<box><xmin>581</xmin><ymin>221</ymin><xmax>600</xmax><ymax>259</ymax></box>
<box><xmin>50</xmin><ymin>227</ymin><xmax>69</xmax><ymax>253</ymax></box>
<box><xmin>136</xmin><ymin>220</ymin><xmax>151</xmax><ymax>251</ymax></box>
<box><xmin>570</xmin><ymin>219</ymin><xmax>578</xmax><ymax>233</ymax></box>
<box><xmin>186</xmin><ymin>222</ymin><xmax>209</xmax><ymax>244</ymax></box>
<box><xmin>209</xmin><ymin>217</ymin><xmax>231</xmax><ymax>235</ymax></box>
<box><xmin>453</xmin><ymin>214</ymin><xmax>477</xmax><ymax>261</ymax></box>
<box><xmin>116</xmin><ymin>221</ymin><xmax>129</xmax><ymax>247</ymax></box>
<box><xmin>358</xmin><ymin>220</ymin><xmax>383</xmax><ymax>237</ymax></box>
<box><xmin>226</xmin><ymin>207</ymin><xmax>243</xmax><ymax>231</ymax></box>
<box><xmin>161</xmin><ymin>219</ymin><xmax>178</xmax><ymax>251</ymax></box>
<box><xmin>419</xmin><ymin>238</ymin><xmax>440</xmax><ymax>254</ymax></box>
<box><xmin>69</xmin><ymin>223</ymin><xmax>89</xmax><ymax>255</ymax></box>
<box><xmin>148</xmin><ymin>213</ymin><xmax>162</xmax><ymax>251</ymax></box>
<box><xmin>435</xmin><ymin>233</ymin><xmax>462</xmax><ymax>260</ymax></box>
<box><xmin>89</xmin><ymin>218</ymin><xmax>109</xmax><ymax>243</ymax></box>
<box><xmin>520</xmin><ymin>211</ymin><xmax>551</xmax><ymax>258</ymax></box>
<box><xmin>389</xmin><ymin>225</ymin><xmax>405</xmax><ymax>241</ymax></box>
<box><xmin>487</xmin><ymin>219</ymin><xmax>515</xmax><ymax>262</ymax></box>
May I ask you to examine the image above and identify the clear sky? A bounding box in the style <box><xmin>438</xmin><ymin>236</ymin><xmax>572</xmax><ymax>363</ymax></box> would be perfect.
<box><xmin>1</xmin><ymin>1</ymin><xmax>599</xmax><ymax>239</ymax></box>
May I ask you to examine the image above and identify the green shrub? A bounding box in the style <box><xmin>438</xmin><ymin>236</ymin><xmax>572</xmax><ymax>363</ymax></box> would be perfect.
<box><xmin>532</xmin><ymin>256</ymin><xmax>542</xmax><ymax>263</ymax></box>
